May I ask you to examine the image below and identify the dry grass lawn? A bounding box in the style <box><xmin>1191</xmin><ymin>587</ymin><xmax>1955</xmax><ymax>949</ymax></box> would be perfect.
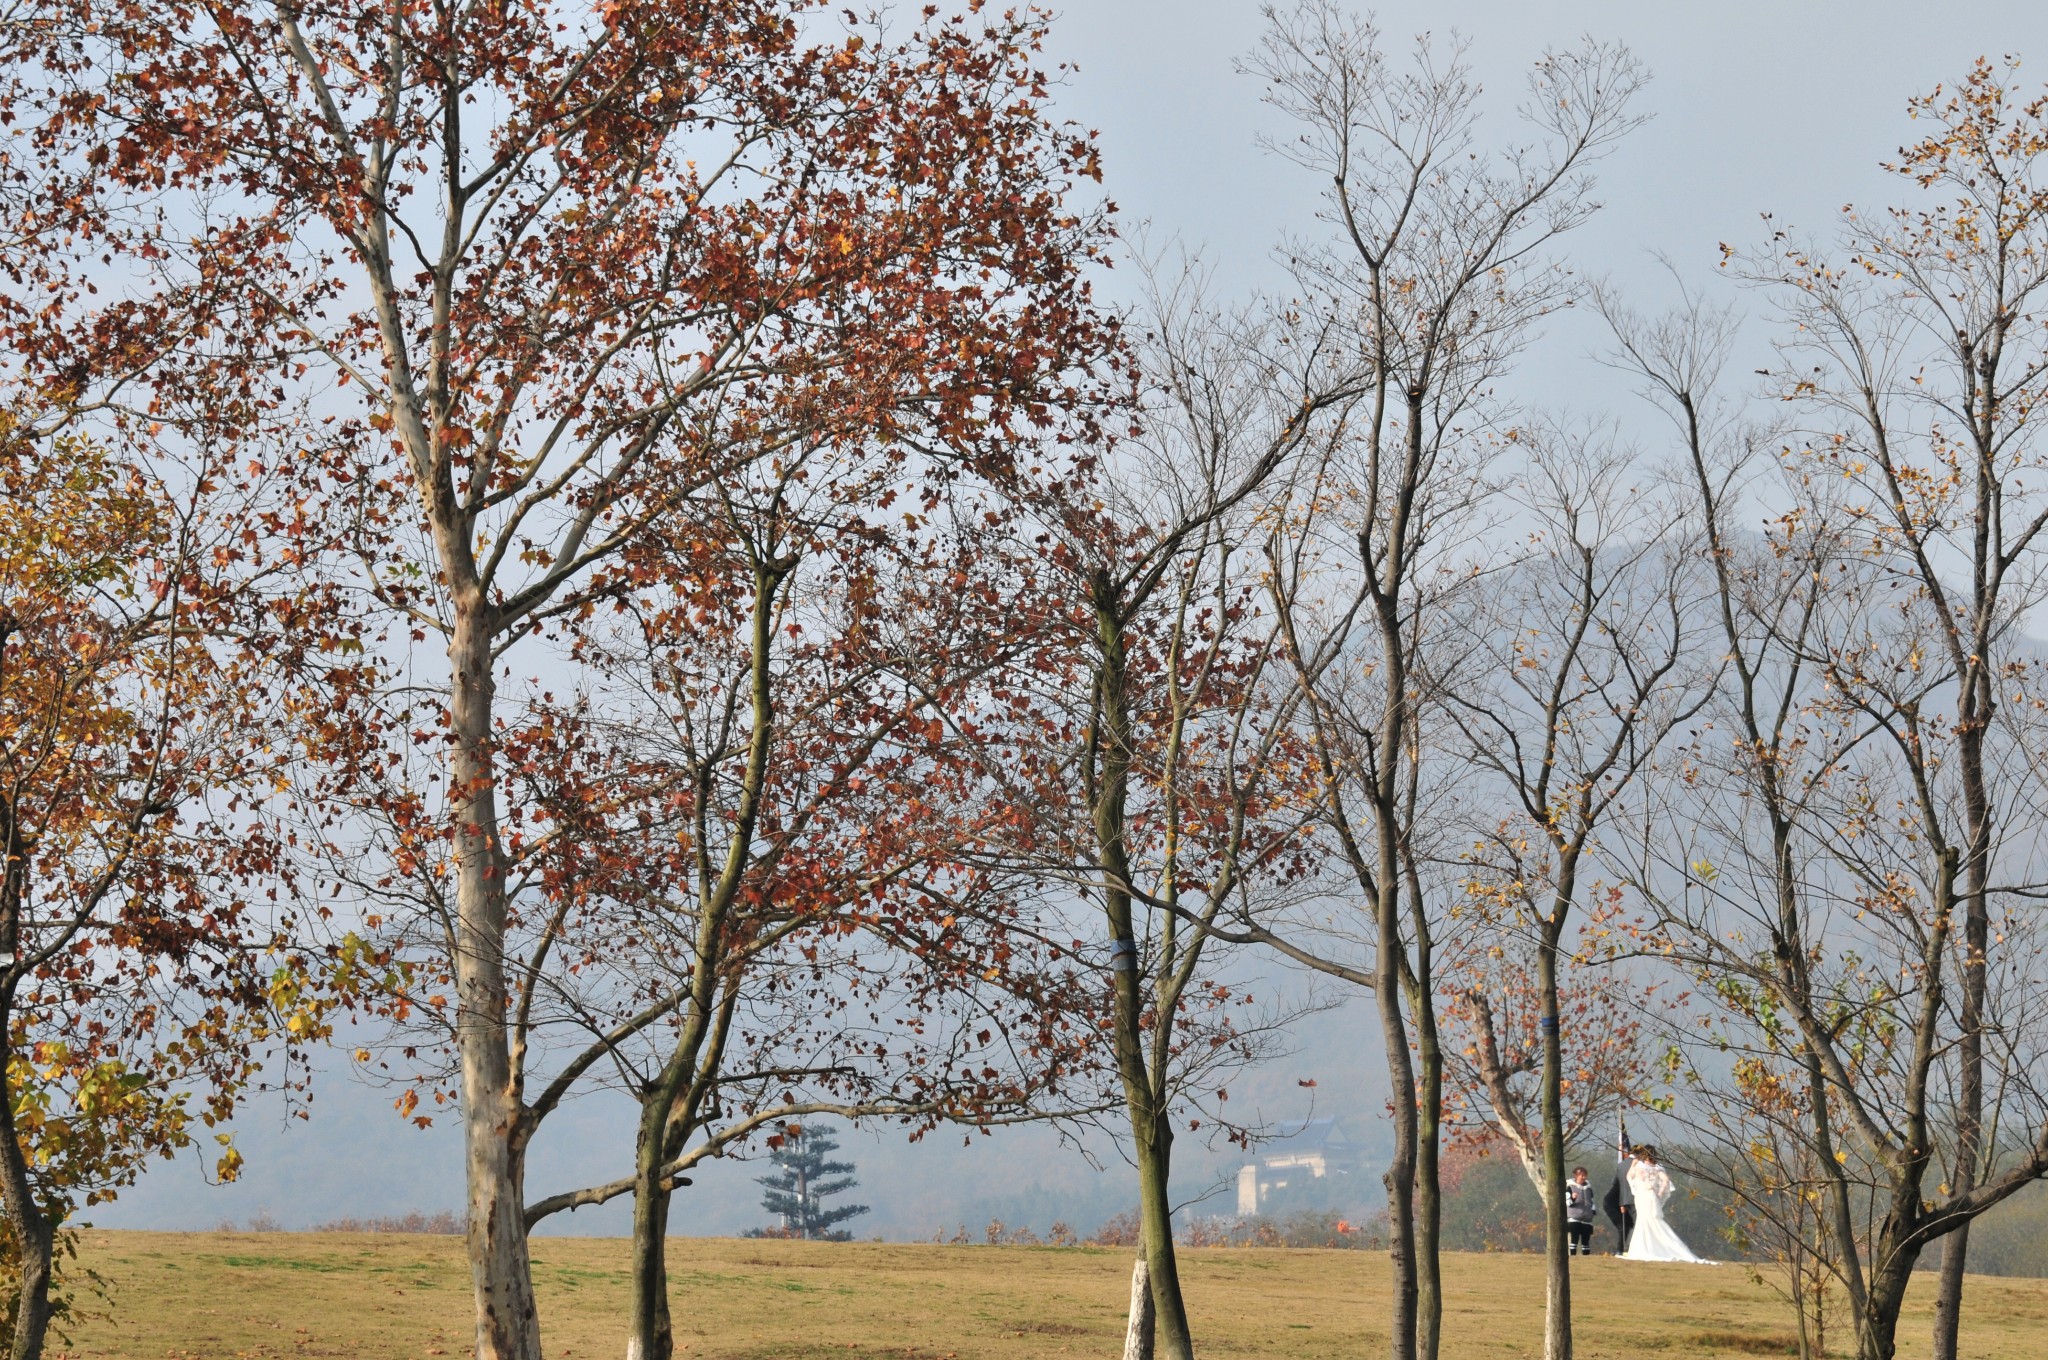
<box><xmin>55</xmin><ymin>1231</ymin><xmax>2048</xmax><ymax>1359</ymax></box>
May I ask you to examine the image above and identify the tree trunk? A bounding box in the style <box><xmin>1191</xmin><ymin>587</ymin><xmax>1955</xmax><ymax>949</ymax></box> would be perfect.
<box><xmin>627</xmin><ymin>1091</ymin><xmax>677</xmax><ymax>1360</ymax></box>
<box><xmin>1856</xmin><ymin>1226</ymin><xmax>1920</xmax><ymax>1360</ymax></box>
<box><xmin>1933</xmin><ymin>714</ymin><xmax>1991</xmax><ymax>1360</ymax></box>
<box><xmin>0</xmin><ymin>986</ymin><xmax>55</xmax><ymax>1360</ymax></box>
<box><xmin>1791</xmin><ymin>1251</ymin><xmax>1813</xmax><ymax>1360</ymax></box>
<box><xmin>1377</xmin><ymin>897</ymin><xmax>1419</xmax><ymax>1360</ymax></box>
<box><xmin>1537</xmin><ymin>933</ymin><xmax>1571</xmax><ymax>1360</ymax></box>
<box><xmin>1929</xmin><ymin>1224</ymin><xmax>1969</xmax><ymax>1360</ymax></box>
<box><xmin>0</xmin><ymin>848</ymin><xmax>55</xmax><ymax>1360</ymax></box>
<box><xmin>1931</xmin><ymin>866</ymin><xmax>1987</xmax><ymax>1359</ymax></box>
<box><xmin>626</xmin><ymin>562</ymin><xmax>774</xmax><ymax>1360</ymax></box>
<box><xmin>1121</xmin><ymin>1255</ymin><xmax>1156</xmax><ymax>1360</ymax></box>
<box><xmin>1372</xmin><ymin>411</ymin><xmax>1423</xmax><ymax>1360</ymax></box>
<box><xmin>463</xmin><ymin>1061</ymin><xmax>538</xmax><ymax>1360</ymax></box>
<box><xmin>1411</xmin><ymin>939</ymin><xmax>1443</xmax><ymax>1360</ymax></box>
<box><xmin>1130</xmin><ymin>1062</ymin><xmax>1194</xmax><ymax>1358</ymax></box>
<box><xmin>1093</xmin><ymin>588</ymin><xmax>1196</xmax><ymax>1360</ymax></box>
<box><xmin>629</xmin><ymin>1038</ymin><xmax>709</xmax><ymax>1360</ymax></box>
<box><xmin>449</xmin><ymin>607</ymin><xmax>543</xmax><ymax>1360</ymax></box>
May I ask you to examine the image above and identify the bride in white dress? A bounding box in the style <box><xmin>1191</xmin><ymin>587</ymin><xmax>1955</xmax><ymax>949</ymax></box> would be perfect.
<box><xmin>1621</xmin><ymin>1147</ymin><xmax>1714</xmax><ymax>1264</ymax></box>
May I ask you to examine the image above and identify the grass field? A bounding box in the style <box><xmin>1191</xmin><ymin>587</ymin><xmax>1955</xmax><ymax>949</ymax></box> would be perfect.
<box><xmin>56</xmin><ymin>1231</ymin><xmax>2048</xmax><ymax>1359</ymax></box>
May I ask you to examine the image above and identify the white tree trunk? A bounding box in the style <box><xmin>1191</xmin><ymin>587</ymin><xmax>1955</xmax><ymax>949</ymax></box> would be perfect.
<box><xmin>1122</xmin><ymin>1256</ymin><xmax>1155</xmax><ymax>1360</ymax></box>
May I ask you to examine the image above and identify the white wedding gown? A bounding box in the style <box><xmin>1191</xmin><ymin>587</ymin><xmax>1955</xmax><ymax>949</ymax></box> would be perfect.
<box><xmin>1621</xmin><ymin>1160</ymin><xmax>1714</xmax><ymax>1264</ymax></box>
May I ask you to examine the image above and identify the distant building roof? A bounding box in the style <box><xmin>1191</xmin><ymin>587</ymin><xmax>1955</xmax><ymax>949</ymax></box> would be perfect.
<box><xmin>1257</xmin><ymin>1117</ymin><xmax>1356</xmax><ymax>1158</ymax></box>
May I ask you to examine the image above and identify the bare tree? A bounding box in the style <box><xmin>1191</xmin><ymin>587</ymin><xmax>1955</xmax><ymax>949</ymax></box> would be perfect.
<box><xmin>1695</xmin><ymin>1049</ymin><xmax>1850</xmax><ymax>1360</ymax></box>
<box><xmin>1237</xmin><ymin>8</ymin><xmax>1647</xmax><ymax>1357</ymax></box>
<box><xmin>1438</xmin><ymin>434</ymin><xmax>1707</xmax><ymax>1360</ymax></box>
<box><xmin>985</xmin><ymin>255</ymin><xmax>1356</xmax><ymax>1360</ymax></box>
<box><xmin>1605</xmin><ymin>220</ymin><xmax>2048</xmax><ymax>1360</ymax></box>
<box><xmin>1733</xmin><ymin>67</ymin><xmax>2048</xmax><ymax>1357</ymax></box>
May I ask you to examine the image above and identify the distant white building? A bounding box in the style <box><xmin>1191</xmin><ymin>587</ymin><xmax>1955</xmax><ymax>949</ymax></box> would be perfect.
<box><xmin>1235</xmin><ymin>1118</ymin><xmax>1361</xmax><ymax>1216</ymax></box>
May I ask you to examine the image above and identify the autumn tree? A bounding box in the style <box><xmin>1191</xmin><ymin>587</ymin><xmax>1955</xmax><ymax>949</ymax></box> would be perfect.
<box><xmin>1603</xmin><ymin>287</ymin><xmax>1921</xmax><ymax>1359</ymax></box>
<box><xmin>1698</xmin><ymin>1052</ymin><xmax>1851</xmax><ymax>1360</ymax></box>
<box><xmin>1235</xmin><ymin>9</ymin><xmax>1647</xmax><ymax>1358</ymax></box>
<box><xmin>1436</xmin><ymin>901</ymin><xmax>1676</xmax><ymax>1190</ymax></box>
<box><xmin>0</xmin><ymin>414</ymin><xmax>344</xmax><ymax>1360</ymax></box>
<box><xmin>7</xmin><ymin>4</ymin><xmax>1113</xmax><ymax>1356</ymax></box>
<box><xmin>478</xmin><ymin>453</ymin><xmax>1104</xmax><ymax>1360</ymax></box>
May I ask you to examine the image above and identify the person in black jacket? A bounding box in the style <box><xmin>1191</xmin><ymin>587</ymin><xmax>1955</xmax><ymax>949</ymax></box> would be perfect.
<box><xmin>1603</xmin><ymin>1156</ymin><xmax>1636</xmax><ymax>1254</ymax></box>
<box><xmin>1605</xmin><ymin>1122</ymin><xmax>1638</xmax><ymax>1253</ymax></box>
<box><xmin>1564</xmin><ymin>1166</ymin><xmax>1598</xmax><ymax>1256</ymax></box>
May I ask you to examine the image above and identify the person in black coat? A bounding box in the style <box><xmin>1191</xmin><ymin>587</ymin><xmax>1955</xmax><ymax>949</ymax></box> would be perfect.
<box><xmin>1602</xmin><ymin>1154</ymin><xmax>1636</xmax><ymax>1254</ymax></box>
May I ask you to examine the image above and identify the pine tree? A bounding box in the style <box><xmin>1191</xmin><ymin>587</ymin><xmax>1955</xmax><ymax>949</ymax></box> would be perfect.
<box><xmin>753</xmin><ymin>1127</ymin><xmax>869</xmax><ymax>1241</ymax></box>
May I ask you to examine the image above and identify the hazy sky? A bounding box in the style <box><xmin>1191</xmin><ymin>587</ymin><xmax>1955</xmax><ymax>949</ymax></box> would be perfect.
<box><xmin>1049</xmin><ymin>0</ymin><xmax>2048</xmax><ymax>303</ymax></box>
<box><xmin>96</xmin><ymin>0</ymin><xmax>2048</xmax><ymax>1238</ymax></box>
